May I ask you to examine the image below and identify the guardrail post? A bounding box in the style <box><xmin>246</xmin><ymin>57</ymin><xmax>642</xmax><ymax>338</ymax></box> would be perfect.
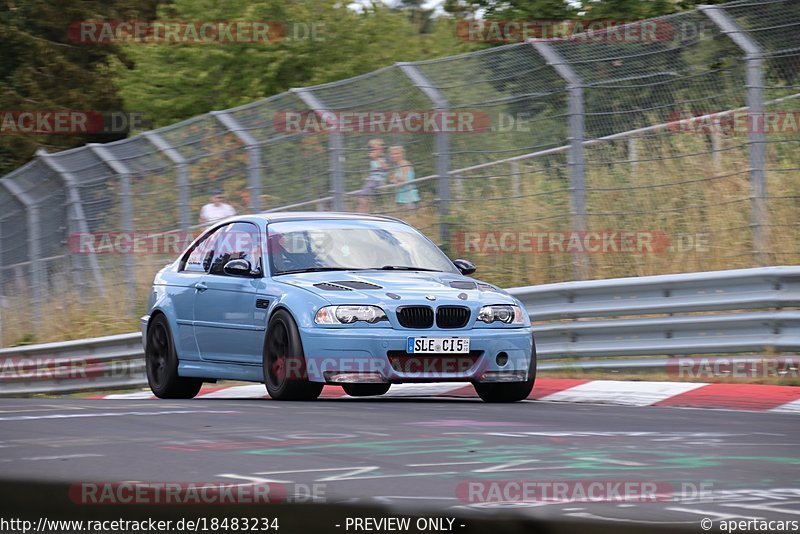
<box><xmin>143</xmin><ymin>131</ymin><xmax>191</xmax><ymax>230</ymax></box>
<box><xmin>397</xmin><ymin>62</ymin><xmax>452</xmax><ymax>248</ymax></box>
<box><xmin>530</xmin><ymin>40</ymin><xmax>588</xmax><ymax>280</ymax></box>
<box><xmin>211</xmin><ymin>111</ymin><xmax>262</xmax><ymax>212</ymax></box>
<box><xmin>291</xmin><ymin>88</ymin><xmax>345</xmax><ymax>212</ymax></box>
<box><xmin>36</xmin><ymin>149</ymin><xmax>106</xmax><ymax>297</ymax></box>
<box><xmin>1</xmin><ymin>178</ymin><xmax>42</xmax><ymax>326</ymax></box>
<box><xmin>88</xmin><ymin>144</ymin><xmax>136</xmax><ymax>309</ymax></box>
<box><xmin>700</xmin><ymin>5</ymin><xmax>767</xmax><ymax>266</ymax></box>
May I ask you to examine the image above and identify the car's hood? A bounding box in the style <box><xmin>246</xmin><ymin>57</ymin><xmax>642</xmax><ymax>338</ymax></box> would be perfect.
<box><xmin>275</xmin><ymin>270</ymin><xmax>515</xmax><ymax>307</ymax></box>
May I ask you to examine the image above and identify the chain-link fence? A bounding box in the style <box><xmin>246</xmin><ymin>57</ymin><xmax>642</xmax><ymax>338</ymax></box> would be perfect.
<box><xmin>1</xmin><ymin>0</ymin><xmax>798</xmax><ymax>345</ymax></box>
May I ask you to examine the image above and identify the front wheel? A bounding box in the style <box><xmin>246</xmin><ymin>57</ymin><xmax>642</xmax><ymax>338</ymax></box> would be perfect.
<box><xmin>145</xmin><ymin>315</ymin><xmax>203</xmax><ymax>399</ymax></box>
<box><xmin>263</xmin><ymin>309</ymin><xmax>323</xmax><ymax>401</ymax></box>
<box><xmin>473</xmin><ymin>348</ymin><xmax>537</xmax><ymax>403</ymax></box>
<box><xmin>342</xmin><ymin>383</ymin><xmax>391</xmax><ymax>397</ymax></box>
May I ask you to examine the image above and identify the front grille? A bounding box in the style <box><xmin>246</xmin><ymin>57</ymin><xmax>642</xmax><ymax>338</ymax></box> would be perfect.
<box><xmin>436</xmin><ymin>306</ymin><xmax>471</xmax><ymax>328</ymax></box>
<box><xmin>387</xmin><ymin>350</ymin><xmax>483</xmax><ymax>374</ymax></box>
<box><xmin>396</xmin><ymin>306</ymin><xmax>434</xmax><ymax>328</ymax></box>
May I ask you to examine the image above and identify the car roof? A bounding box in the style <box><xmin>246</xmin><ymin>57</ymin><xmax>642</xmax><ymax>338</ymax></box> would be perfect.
<box><xmin>240</xmin><ymin>211</ymin><xmax>406</xmax><ymax>225</ymax></box>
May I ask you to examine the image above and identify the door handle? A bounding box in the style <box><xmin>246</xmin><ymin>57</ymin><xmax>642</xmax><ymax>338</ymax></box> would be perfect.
<box><xmin>194</xmin><ymin>282</ymin><xmax>208</xmax><ymax>292</ymax></box>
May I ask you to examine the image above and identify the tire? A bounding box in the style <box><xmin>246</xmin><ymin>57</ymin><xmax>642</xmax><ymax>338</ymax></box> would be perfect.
<box><xmin>145</xmin><ymin>314</ymin><xmax>203</xmax><ymax>399</ymax></box>
<box><xmin>342</xmin><ymin>383</ymin><xmax>391</xmax><ymax>397</ymax></box>
<box><xmin>473</xmin><ymin>345</ymin><xmax>537</xmax><ymax>403</ymax></box>
<box><xmin>263</xmin><ymin>309</ymin><xmax>323</xmax><ymax>401</ymax></box>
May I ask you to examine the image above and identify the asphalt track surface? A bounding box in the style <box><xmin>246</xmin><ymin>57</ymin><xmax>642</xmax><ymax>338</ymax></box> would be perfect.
<box><xmin>0</xmin><ymin>394</ymin><xmax>799</xmax><ymax>529</ymax></box>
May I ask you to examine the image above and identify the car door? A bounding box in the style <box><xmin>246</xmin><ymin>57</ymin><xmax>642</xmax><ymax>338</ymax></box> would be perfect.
<box><xmin>170</xmin><ymin>226</ymin><xmax>223</xmax><ymax>361</ymax></box>
<box><xmin>194</xmin><ymin>222</ymin><xmax>267</xmax><ymax>364</ymax></box>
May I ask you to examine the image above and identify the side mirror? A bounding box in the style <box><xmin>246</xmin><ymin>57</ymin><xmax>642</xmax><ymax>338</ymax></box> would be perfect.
<box><xmin>452</xmin><ymin>259</ymin><xmax>476</xmax><ymax>276</ymax></box>
<box><xmin>223</xmin><ymin>259</ymin><xmax>256</xmax><ymax>277</ymax></box>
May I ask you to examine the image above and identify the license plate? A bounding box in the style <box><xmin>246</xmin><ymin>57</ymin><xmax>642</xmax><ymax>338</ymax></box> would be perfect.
<box><xmin>407</xmin><ymin>337</ymin><xmax>470</xmax><ymax>354</ymax></box>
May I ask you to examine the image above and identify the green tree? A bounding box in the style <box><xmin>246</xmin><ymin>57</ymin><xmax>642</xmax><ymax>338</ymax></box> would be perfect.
<box><xmin>393</xmin><ymin>0</ymin><xmax>437</xmax><ymax>34</ymax></box>
<box><xmin>112</xmin><ymin>0</ymin><xmax>469</xmax><ymax>128</ymax></box>
<box><xmin>580</xmin><ymin>0</ymin><xmax>675</xmax><ymax>20</ymax></box>
<box><xmin>444</xmin><ymin>0</ymin><xmax>577</xmax><ymax>21</ymax></box>
<box><xmin>0</xmin><ymin>0</ymin><xmax>159</xmax><ymax>175</ymax></box>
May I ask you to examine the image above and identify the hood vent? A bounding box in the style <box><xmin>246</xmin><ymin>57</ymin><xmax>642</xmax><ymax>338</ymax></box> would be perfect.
<box><xmin>313</xmin><ymin>282</ymin><xmax>353</xmax><ymax>291</ymax></box>
<box><xmin>450</xmin><ymin>281</ymin><xmax>477</xmax><ymax>290</ymax></box>
<box><xmin>477</xmin><ymin>283</ymin><xmax>500</xmax><ymax>292</ymax></box>
<box><xmin>332</xmin><ymin>280</ymin><xmax>383</xmax><ymax>290</ymax></box>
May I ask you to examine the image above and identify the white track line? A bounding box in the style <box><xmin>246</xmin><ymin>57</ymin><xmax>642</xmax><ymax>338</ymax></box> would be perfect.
<box><xmin>539</xmin><ymin>380</ymin><xmax>708</xmax><ymax>406</ymax></box>
<box><xmin>769</xmin><ymin>398</ymin><xmax>800</xmax><ymax>413</ymax></box>
<box><xmin>199</xmin><ymin>384</ymin><xmax>269</xmax><ymax>399</ymax></box>
<box><xmin>104</xmin><ymin>391</ymin><xmax>154</xmax><ymax>400</ymax></box>
<box><xmin>382</xmin><ymin>383</ymin><xmax>466</xmax><ymax>397</ymax></box>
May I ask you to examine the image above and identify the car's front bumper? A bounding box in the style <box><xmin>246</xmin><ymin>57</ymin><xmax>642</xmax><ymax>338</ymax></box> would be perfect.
<box><xmin>299</xmin><ymin>326</ymin><xmax>534</xmax><ymax>384</ymax></box>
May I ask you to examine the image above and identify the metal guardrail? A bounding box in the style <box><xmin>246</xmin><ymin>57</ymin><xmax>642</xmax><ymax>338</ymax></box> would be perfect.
<box><xmin>1</xmin><ymin>266</ymin><xmax>799</xmax><ymax>395</ymax></box>
<box><xmin>508</xmin><ymin>265</ymin><xmax>800</xmax><ymax>358</ymax></box>
<box><xmin>0</xmin><ymin>333</ymin><xmax>144</xmax><ymax>395</ymax></box>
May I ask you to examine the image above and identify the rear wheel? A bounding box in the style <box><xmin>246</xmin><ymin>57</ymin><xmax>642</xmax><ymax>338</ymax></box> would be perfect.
<box><xmin>263</xmin><ymin>309</ymin><xmax>323</xmax><ymax>401</ymax></box>
<box><xmin>473</xmin><ymin>347</ymin><xmax>537</xmax><ymax>403</ymax></box>
<box><xmin>145</xmin><ymin>315</ymin><xmax>203</xmax><ymax>399</ymax></box>
<box><xmin>342</xmin><ymin>383</ymin><xmax>391</xmax><ymax>397</ymax></box>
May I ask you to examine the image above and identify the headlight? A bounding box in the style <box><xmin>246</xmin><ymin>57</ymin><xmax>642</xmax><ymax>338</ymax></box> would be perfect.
<box><xmin>315</xmin><ymin>305</ymin><xmax>388</xmax><ymax>325</ymax></box>
<box><xmin>477</xmin><ymin>305</ymin><xmax>525</xmax><ymax>325</ymax></box>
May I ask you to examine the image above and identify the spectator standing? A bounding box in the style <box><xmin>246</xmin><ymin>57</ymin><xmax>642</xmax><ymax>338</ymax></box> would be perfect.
<box><xmin>389</xmin><ymin>145</ymin><xmax>419</xmax><ymax>209</ymax></box>
<box><xmin>199</xmin><ymin>188</ymin><xmax>237</xmax><ymax>225</ymax></box>
<box><xmin>356</xmin><ymin>139</ymin><xmax>388</xmax><ymax>213</ymax></box>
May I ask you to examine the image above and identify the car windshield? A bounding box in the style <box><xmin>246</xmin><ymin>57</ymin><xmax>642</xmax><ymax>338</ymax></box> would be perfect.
<box><xmin>267</xmin><ymin>219</ymin><xmax>458</xmax><ymax>275</ymax></box>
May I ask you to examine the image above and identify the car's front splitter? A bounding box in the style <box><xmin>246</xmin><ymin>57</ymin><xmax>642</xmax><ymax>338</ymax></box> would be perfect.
<box><xmin>299</xmin><ymin>326</ymin><xmax>534</xmax><ymax>384</ymax></box>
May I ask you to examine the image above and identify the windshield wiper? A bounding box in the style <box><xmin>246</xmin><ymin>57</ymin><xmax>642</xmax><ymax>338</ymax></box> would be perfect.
<box><xmin>375</xmin><ymin>265</ymin><xmax>442</xmax><ymax>272</ymax></box>
<box><xmin>273</xmin><ymin>267</ymin><xmax>361</xmax><ymax>276</ymax></box>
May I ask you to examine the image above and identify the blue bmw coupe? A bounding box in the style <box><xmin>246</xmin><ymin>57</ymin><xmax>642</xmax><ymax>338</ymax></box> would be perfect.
<box><xmin>142</xmin><ymin>213</ymin><xmax>536</xmax><ymax>402</ymax></box>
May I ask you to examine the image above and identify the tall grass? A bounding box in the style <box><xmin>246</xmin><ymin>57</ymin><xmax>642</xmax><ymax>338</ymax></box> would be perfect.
<box><xmin>1</xmin><ymin>130</ymin><xmax>797</xmax><ymax>347</ymax></box>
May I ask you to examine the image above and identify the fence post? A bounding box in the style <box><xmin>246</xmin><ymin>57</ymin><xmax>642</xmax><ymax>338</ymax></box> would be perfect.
<box><xmin>700</xmin><ymin>5</ymin><xmax>767</xmax><ymax>266</ymax></box>
<box><xmin>291</xmin><ymin>88</ymin><xmax>345</xmax><ymax>211</ymax></box>
<box><xmin>397</xmin><ymin>62</ymin><xmax>452</xmax><ymax>248</ymax></box>
<box><xmin>530</xmin><ymin>40</ymin><xmax>588</xmax><ymax>280</ymax></box>
<box><xmin>36</xmin><ymin>149</ymin><xmax>106</xmax><ymax>297</ymax></box>
<box><xmin>143</xmin><ymin>131</ymin><xmax>191</xmax><ymax>230</ymax></box>
<box><xmin>710</xmin><ymin>131</ymin><xmax>722</xmax><ymax>169</ymax></box>
<box><xmin>211</xmin><ymin>111</ymin><xmax>262</xmax><ymax>212</ymax></box>
<box><xmin>1</xmin><ymin>178</ymin><xmax>42</xmax><ymax>326</ymax></box>
<box><xmin>0</xmin><ymin>209</ymin><xmax>4</xmax><ymax>292</ymax></box>
<box><xmin>88</xmin><ymin>144</ymin><xmax>136</xmax><ymax>309</ymax></box>
<box><xmin>628</xmin><ymin>136</ymin><xmax>638</xmax><ymax>175</ymax></box>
